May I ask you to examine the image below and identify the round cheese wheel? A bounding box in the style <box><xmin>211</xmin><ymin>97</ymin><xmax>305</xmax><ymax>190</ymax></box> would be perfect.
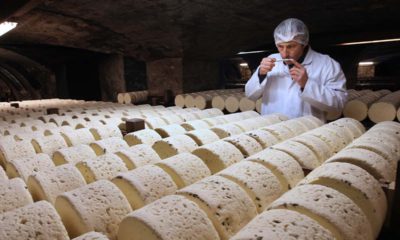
<box><xmin>6</xmin><ymin>153</ymin><xmax>55</xmax><ymax>182</ymax></box>
<box><xmin>89</xmin><ymin>137</ymin><xmax>129</xmax><ymax>155</ymax></box>
<box><xmin>185</xmin><ymin>129</ymin><xmax>220</xmax><ymax>146</ymax></box>
<box><xmin>0</xmin><ymin>178</ymin><xmax>33</xmax><ymax>214</ymax></box>
<box><xmin>152</xmin><ymin>135</ymin><xmax>198</xmax><ymax>159</ymax></box>
<box><xmin>155</xmin><ymin>124</ymin><xmax>187</xmax><ymax>138</ymax></box>
<box><xmin>223</xmin><ymin>134</ymin><xmax>263</xmax><ymax>158</ymax></box>
<box><xmin>124</xmin><ymin>129</ymin><xmax>162</xmax><ymax>146</ymax></box>
<box><xmin>271</xmin><ymin>140</ymin><xmax>320</xmax><ymax>170</ymax></box>
<box><xmin>53</xmin><ymin>144</ymin><xmax>97</xmax><ymax>166</ymax></box>
<box><xmin>115</xmin><ymin>144</ymin><xmax>161</xmax><ymax>170</ymax></box>
<box><xmin>72</xmin><ymin>231</ymin><xmax>109</xmax><ymax>240</ymax></box>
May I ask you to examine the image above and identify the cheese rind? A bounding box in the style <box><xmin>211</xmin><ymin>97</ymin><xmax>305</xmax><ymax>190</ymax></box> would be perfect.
<box><xmin>0</xmin><ymin>178</ymin><xmax>33</xmax><ymax>214</ymax></box>
<box><xmin>116</xmin><ymin>144</ymin><xmax>161</xmax><ymax>170</ymax></box>
<box><xmin>152</xmin><ymin>135</ymin><xmax>198</xmax><ymax>159</ymax></box>
<box><xmin>89</xmin><ymin>137</ymin><xmax>129</xmax><ymax>155</ymax></box>
<box><xmin>6</xmin><ymin>153</ymin><xmax>55</xmax><ymax>182</ymax></box>
<box><xmin>223</xmin><ymin>134</ymin><xmax>263</xmax><ymax>158</ymax></box>
<box><xmin>185</xmin><ymin>129</ymin><xmax>220</xmax><ymax>146</ymax></box>
<box><xmin>124</xmin><ymin>129</ymin><xmax>162</xmax><ymax>146</ymax></box>
<box><xmin>72</xmin><ymin>231</ymin><xmax>110</xmax><ymax>240</ymax></box>
<box><xmin>118</xmin><ymin>195</ymin><xmax>219</xmax><ymax>240</ymax></box>
<box><xmin>271</xmin><ymin>140</ymin><xmax>320</xmax><ymax>169</ymax></box>
<box><xmin>53</xmin><ymin>144</ymin><xmax>97</xmax><ymax>166</ymax></box>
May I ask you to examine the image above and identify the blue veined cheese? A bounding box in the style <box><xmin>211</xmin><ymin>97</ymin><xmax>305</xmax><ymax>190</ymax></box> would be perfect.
<box><xmin>76</xmin><ymin>153</ymin><xmax>128</xmax><ymax>183</ymax></box>
<box><xmin>307</xmin><ymin>127</ymin><xmax>346</xmax><ymax>154</ymax></box>
<box><xmin>160</xmin><ymin>114</ymin><xmax>184</xmax><ymax>125</ymax></box>
<box><xmin>0</xmin><ymin>165</ymin><xmax>7</xmax><ymax>181</ymax></box>
<box><xmin>261</xmin><ymin>124</ymin><xmax>295</xmax><ymax>141</ymax></box>
<box><xmin>152</xmin><ymin>134</ymin><xmax>198</xmax><ymax>159</ymax></box>
<box><xmin>89</xmin><ymin>124</ymin><xmax>122</xmax><ymax>140</ymax></box>
<box><xmin>0</xmin><ymin>201</ymin><xmax>69</xmax><ymax>240</ymax></box>
<box><xmin>290</xmin><ymin>134</ymin><xmax>334</xmax><ymax>163</ymax></box>
<box><xmin>202</xmin><ymin>116</ymin><xmax>227</xmax><ymax>126</ymax></box>
<box><xmin>177</xmin><ymin>175</ymin><xmax>257</xmax><ymax>240</ymax></box>
<box><xmin>326</xmin><ymin>148</ymin><xmax>395</xmax><ymax>182</ymax></box>
<box><xmin>6</xmin><ymin>153</ymin><xmax>55</xmax><ymax>182</ymax></box>
<box><xmin>246</xmin><ymin>148</ymin><xmax>304</xmax><ymax>190</ymax></box>
<box><xmin>185</xmin><ymin>129</ymin><xmax>220</xmax><ymax>146</ymax></box>
<box><xmin>245</xmin><ymin>129</ymin><xmax>280</xmax><ymax>149</ymax></box>
<box><xmin>115</xmin><ymin>144</ymin><xmax>161</xmax><ymax>170</ymax></box>
<box><xmin>27</xmin><ymin>164</ymin><xmax>86</xmax><ymax>204</ymax></box>
<box><xmin>123</xmin><ymin>129</ymin><xmax>162</xmax><ymax>146</ymax></box>
<box><xmin>192</xmin><ymin>140</ymin><xmax>244</xmax><ymax>174</ymax></box>
<box><xmin>210</xmin><ymin>123</ymin><xmax>245</xmax><ymax>138</ymax></box>
<box><xmin>321</xmin><ymin>124</ymin><xmax>353</xmax><ymax>146</ymax></box>
<box><xmin>31</xmin><ymin>133</ymin><xmax>68</xmax><ymax>156</ymax></box>
<box><xmin>271</xmin><ymin>140</ymin><xmax>320</xmax><ymax>170</ymax></box>
<box><xmin>154</xmin><ymin>124</ymin><xmax>187</xmax><ymax>138</ymax></box>
<box><xmin>231</xmin><ymin>209</ymin><xmax>335</xmax><ymax>240</ymax></box>
<box><xmin>328</xmin><ymin>117</ymin><xmax>365</xmax><ymax>139</ymax></box>
<box><xmin>118</xmin><ymin>195</ymin><xmax>219</xmax><ymax>240</ymax></box>
<box><xmin>55</xmin><ymin>180</ymin><xmax>132</xmax><ymax>239</ymax></box>
<box><xmin>0</xmin><ymin>178</ymin><xmax>33</xmax><ymax>213</ymax></box>
<box><xmin>180</xmin><ymin>119</ymin><xmax>211</xmax><ymax>131</ymax></box>
<box><xmin>269</xmin><ymin>184</ymin><xmax>373</xmax><ymax>240</ymax></box>
<box><xmin>223</xmin><ymin>134</ymin><xmax>263</xmax><ymax>158</ymax></box>
<box><xmin>112</xmin><ymin>165</ymin><xmax>178</xmax><ymax>209</ymax></box>
<box><xmin>218</xmin><ymin>161</ymin><xmax>283</xmax><ymax>212</ymax></box>
<box><xmin>156</xmin><ymin>153</ymin><xmax>211</xmax><ymax>188</ymax></box>
<box><xmin>89</xmin><ymin>137</ymin><xmax>129</xmax><ymax>155</ymax></box>
<box><xmin>298</xmin><ymin>162</ymin><xmax>387</xmax><ymax>238</ymax></box>
<box><xmin>295</xmin><ymin>115</ymin><xmax>324</xmax><ymax>128</ymax></box>
<box><xmin>53</xmin><ymin>144</ymin><xmax>97</xmax><ymax>166</ymax></box>
<box><xmin>72</xmin><ymin>231</ymin><xmax>109</xmax><ymax>240</ymax></box>
<box><xmin>60</xmin><ymin>128</ymin><xmax>96</xmax><ymax>147</ymax></box>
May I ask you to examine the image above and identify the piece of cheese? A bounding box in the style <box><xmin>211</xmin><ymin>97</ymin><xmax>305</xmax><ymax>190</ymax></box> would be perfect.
<box><xmin>0</xmin><ymin>178</ymin><xmax>33</xmax><ymax>214</ymax></box>
<box><xmin>0</xmin><ymin>140</ymin><xmax>37</xmax><ymax>167</ymax></box>
<box><xmin>31</xmin><ymin>133</ymin><xmax>68</xmax><ymax>156</ymax></box>
<box><xmin>269</xmin><ymin>184</ymin><xmax>373</xmax><ymax>240</ymax></box>
<box><xmin>210</xmin><ymin>123</ymin><xmax>244</xmax><ymax>138</ymax></box>
<box><xmin>115</xmin><ymin>144</ymin><xmax>161</xmax><ymax>170</ymax></box>
<box><xmin>181</xmin><ymin>120</ymin><xmax>211</xmax><ymax>131</ymax></box>
<box><xmin>156</xmin><ymin>152</ymin><xmax>211</xmax><ymax>188</ymax></box>
<box><xmin>6</xmin><ymin>153</ymin><xmax>55</xmax><ymax>182</ymax></box>
<box><xmin>192</xmin><ymin>140</ymin><xmax>244</xmax><ymax>174</ymax></box>
<box><xmin>245</xmin><ymin>129</ymin><xmax>279</xmax><ymax>148</ymax></box>
<box><xmin>55</xmin><ymin>180</ymin><xmax>132</xmax><ymax>239</ymax></box>
<box><xmin>281</xmin><ymin>118</ymin><xmax>309</xmax><ymax>135</ymax></box>
<box><xmin>185</xmin><ymin>129</ymin><xmax>220</xmax><ymax>146</ymax></box>
<box><xmin>27</xmin><ymin>164</ymin><xmax>86</xmax><ymax>204</ymax></box>
<box><xmin>155</xmin><ymin>124</ymin><xmax>187</xmax><ymax>138</ymax></box>
<box><xmin>76</xmin><ymin>153</ymin><xmax>128</xmax><ymax>183</ymax></box>
<box><xmin>328</xmin><ymin>118</ymin><xmax>365</xmax><ymax>139</ymax></box>
<box><xmin>118</xmin><ymin>195</ymin><xmax>219</xmax><ymax>240</ymax></box>
<box><xmin>89</xmin><ymin>137</ymin><xmax>129</xmax><ymax>155</ymax></box>
<box><xmin>231</xmin><ymin>209</ymin><xmax>335</xmax><ymax>240</ymax></box>
<box><xmin>152</xmin><ymin>135</ymin><xmax>198</xmax><ymax>159</ymax></box>
<box><xmin>246</xmin><ymin>148</ymin><xmax>304</xmax><ymax>190</ymax></box>
<box><xmin>271</xmin><ymin>140</ymin><xmax>320</xmax><ymax>170</ymax></box>
<box><xmin>295</xmin><ymin>115</ymin><xmax>324</xmax><ymax>129</ymax></box>
<box><xmin>161</xmin><ymin>114</ymin><xmax>184</xmax><ymax>125</ymax></box>
<box><xmin>223</xmin><ymin>134</ymin><xmax>263</xmax><ymax>158</ymax></box>
<box><xmin>112</xmin><ymin>165</ymin><xmax>178</xmax><ymax>209</ymax></box>
<box><xmin>322</xmin><ymin>124</ymin><xmax>353</xmax><ymax>145</ymax></box>
<box><xmin>0</xmin><ymin>165</ymin><xmax>7</xmax><ymax>181</ymax></box>
<box><xmin>123</xmin><ymin>129</ymin><xmax>162</xmax><ymax>146</ymax></box>
<box><xmin>53</xmin><ymin>144</ymin><xmax>97</xmax><ymax>166</ymax></box>
<box><xmin>291</xmin><ymin>134</ymin><xmax>334</xmax><ymax>163</ymax></box>
<box><xmin>177</xmin><ymin>175</ymin><xmax>257</xmax><ymax>240</ymax></box>
<box><xmin>202</xmin><ymin>116</ymin><xmax>227</xmax><ymax>126</ymax></box>
<box><xmin>261</xmin><ymin>124</ymin><xmax>295</xmax><ymax>141</ymax></box>
<box><xmin>60</xmin><ymin>128</ymin><xmax>96</xmax><ymax>146</ymax></box>
<box><xmin>218</xmin><ymin>161</ymin><xmax>283</xmax><ymax>212</ymax></box>
<box><xmin>299</xmin><ymin>162</ymin><xmax>387</xmax><ymax>238</ymax></box>
<box><xmin>0</xmin><ymin>201</ymin><xmax>69</xmax><ymax>240</ymax></box>
<box><xmin>308</xmin><ymin>128</ymin><xmax>346</xmax><ymax>153</ymax></box>
<box><xmin>89</xmin><ymin>124</ymin><xmax>122</xmax><ymax>140</ymax></box>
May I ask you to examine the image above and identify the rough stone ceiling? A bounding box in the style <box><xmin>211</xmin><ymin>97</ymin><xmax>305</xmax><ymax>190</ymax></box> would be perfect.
<box><xmin>1</xmin><ymin>0</ymin><xmax>400</xmax><ymax>61</ymax></box>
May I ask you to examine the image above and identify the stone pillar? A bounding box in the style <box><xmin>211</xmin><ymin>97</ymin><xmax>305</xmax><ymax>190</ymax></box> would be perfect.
<box><xmin>99</xmin><ymin>54</ymin><xmax>126</xmax><ymax>102</ymax></box>
<box><xmin>147</xmin><ymin>58</ymin><xmax>183</xmax><ymax>96</ymax></box>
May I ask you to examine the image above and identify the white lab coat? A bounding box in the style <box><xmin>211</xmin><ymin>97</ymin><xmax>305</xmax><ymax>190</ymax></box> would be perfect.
<box><xmin>245</xmin><ymin>47</ymin><xmax>347</xmax><ymax>122</ymax></box>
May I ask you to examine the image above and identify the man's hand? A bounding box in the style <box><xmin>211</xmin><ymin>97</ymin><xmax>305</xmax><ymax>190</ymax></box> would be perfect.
<box><xmin>259</xmin><ymin>57</ymin><xmax>276</xmax><ymax>75</ymax></box>
<box><xmin>289</xmin><ymin>59</ymin><xmax>308</xmax><ymax>88</ymax></box>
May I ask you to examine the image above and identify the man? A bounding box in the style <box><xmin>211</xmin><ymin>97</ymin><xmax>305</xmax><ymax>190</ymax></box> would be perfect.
<box><xmin>245</xmin><ymin>18</ymin><xmax>347</xmax><ymax>122</ymax></box>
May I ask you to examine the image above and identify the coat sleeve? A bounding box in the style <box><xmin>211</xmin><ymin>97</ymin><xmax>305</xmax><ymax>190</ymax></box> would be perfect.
<box><xmin>300</xmin><ymin>60</ymin><xmax>348</xmax><ymax>112</ymax></box>
<box><xmin>245</xmin><ymin>66</ymin><xmax>268</xmax><ymax>101</ymax></box>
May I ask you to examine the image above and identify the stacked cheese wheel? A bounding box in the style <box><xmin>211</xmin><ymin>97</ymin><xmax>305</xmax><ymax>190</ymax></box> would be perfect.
<box><xmin>117</xmin><ymin>90</ymin><xmax>149</xmax><ymax>104</ymax></box>
<box><xmin>368</xmin><ymin>90</ymin><xmax>400</xmax><ymax>123</ymax></box>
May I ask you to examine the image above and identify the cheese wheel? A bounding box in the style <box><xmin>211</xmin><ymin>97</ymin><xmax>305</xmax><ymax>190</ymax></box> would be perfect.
<box><xmin>61</xmin><ymin>128</ymin><xmax>96</xmax><ymax>146</ymax></box>
<box><xmin>322</xmin><ymin>124</ymin><xmax>353</xmax><ymax>145</ymax></box>
<box><xmin>185</xmin><ymin>129</ymin><xmax>220</xmax><ymax>146</ymax></box>
<box><xmin>201</xmin><ymin>108</ymin><xmax>224</xmax><ymax>117</ymax></box>
<box><xmin>281</xmin><ymin>119</ymin><xmax>310</xmax><ymax>135</ymax></box>
<box><xmin>343</xmin><ymin>99</ymin><xmax>369</xmax><ymax>121</ymax></box>
<box><xmin>326</xmin><ymin>108</ymin><xmax>342</xmax><ymax>121</ymax></box>
<box><xmin>231</xmin><ymin>209</ymin><xmax>335</xmax><ymax>240</ymax></box>
<box><xmin>53</xmin><ymin>144</ymin><xmax>97</xmax><ymax>166</ymax></box>
<box><xmin>180</xmin><ymin>120</ymin><xmax>211</xmax><ymax>131</ymax></box>
<box><xmin>328</xmin><ymin>117</ymin><xmax>365</xmax><ymax>139</ymax></box>
<box><xmin>0</xmin><ymin>178</ymin><xmax>33</xmax><ymax>213</ymax></box>
<box><xmin>118</xmin><ymin>195</ymin><xmax>219</xmax><ymax>240</ymax></box>
<box><xmin>89</xmin><ymin>125</ymin><xmax>122</xmax><ymax>140</ymax></box>
<box><xmin>115</xmin><ymin>144</ymin><xmax>161</xmax><ymax>170</ymax></box>
<box><xmin>291</xmin><ymin>134</ymin><xmax>333</xmax><ymax>163</ymax></box>
<box><xmin>261</xmin><ymin>124</ymin><xmax>295</xmax><ymax>141</ymax></box>
<box><xmin>308</xmin><ymin>128</ymin><xmax>346</xmax><ymax>153</ymax></box>
<box><xmin>144</xmin><ymin>117</ymin><xmax>168</xmax><ymax>129</ymax></box>
<box><xmin>368</xmin><ymin>101</ymin><xmax>397</xmax><ymax>123</ymax></box>
<box><xmin>178</xmin><ymin>175</ymin><xmax>257</xmax><ymax>240</ymax></box>
<box><xmin>368</xmin><ymin>121</ymin><xmax>400</xmax><ymax>141</ymax></box>
<box><xmin>72</xmin><ymin>231</ymin><xmax>109</xmax><ymax>240</ymax></box>
<box><xmin>0</xmin><ymin>166</ymin><xmax>6</xmax><ymax>181</ymax></box>
<box><xmin>0</xmin><ymin>201</ymin><xmax>69</xmax><ymax>240</ymax></box>
<box><xmin>76</xmin><ymin>153</ymin><xmax>128</xmax><ymax>183</ymax></box>
<box><xmin>210</xmin><ymin>123</ymin><xmax>245</xmax><ymax>138</ymax></box>
<box><xmin>295</xmin><ymin>115</ymin><xmax>324</xmax><ymax>129</ymax></box>
<box><xmin>27</xmin><ymin>164</ymin><xmax>86</xmax><ymax>204</ymax></box>
<box><xmin>218</xmin><ymin>161</ymin><xmax>283</xmax><ymax>212</ymax></box>
<box><xmin>90</xmin><ymin>137</ymin><xmax>129</xmax><ymax>155</ymax></box>
<box><xmin>223</xmin><ymin>134</ymin><xmax>263</xmax><ymax>158</ymax></box>
<box><xmin>124</xmin><ymin>129</ymin><xmax>162</xmax><ymax>146</ymax></box>
<box><xmin>211</xmin><ymin>95</ymin><xmax>226</xmax><ymax>110</ymax></box>
<box><xmin>193</xmin><ymin>110</ymin><xmax>212</xmax><ymax>119</ymax></box>
<box><xmin>225</xmin><ymin>95</ymin><xmax>241</xmax><ymax>113</ymax></box>
<box><xmin>112</xmin><ymin>165</ymin><xmax>178</xmax><ymax>209</ymax></box>
<box><xmin>31</xmin><ymin>133</ymin><xmax>68</xmax><ymax>155</ymax></box>
<box><xmin>55</xmin><ymin>180</ymin><xmax>132</xmax><ymax>239</ymax></box>
<box><xmin>152</xmin><ymin>135</ymin><xmax>198</xmax><ymax>159</ymax></box>
<box><xmin>161</xmin><ymin>115</ymin><xmax>183</xmax><ymax>125</ymax></box>
<box><xmin>155</xmin><ymin>124</ymin><xmax>187</xmax><ymax>138</ymax></box>
<box><xmin>271</xmin><ymin>140</ymin><xmax>320</xmax><ymax>169</ymax></box>
<box><xmin>0</xmin><ymin>140</ymin><xmax>36</xmax><ymax>167</ymax></box>
<box><xmin>239</xmin><ymin>97</ymin><xmax>256</xmax><ymax>111</ymax></box>
<box><xmin>255</xmin><ymin>98</ymin><xmax>262</xmax><ymax>113</ymax></box>
<box><xmin>6</xmin><ymin>153</ymin><xmax>55</xmax><ymax>182</ymax></box>
<box><xmin>299</xmin><ymin>162</ymin><xmax>387</xmax><ymax>237</ymax></box>
<box><xmin>192</xmin><ymin>140</ymin><xmax>244</xmax><ymax>174</ymax></box>
<box><xmin>269</xmin><ymin>184</ymin><xmax>373</xmax><ymax>240</ymax></box>
<box><xmin>220</xmin><ymin>112</ymin><xmax>245</xmax><ymax>122</ymax></box>
<box><xmin>245</xmin><ymin>129</ymin><xmax>279</xmax><ymax>148</ymax></box>
<box><xmin>179</xmin><ymin>112</ymin><xmax>199</xmax><ymax>121</ymax></box>
<box><xmin>202</xmin><ymin>116</ymin><xmax>227</xmax><ymax>126</ymax></box>
<box><xmin>156</xmin><ymin>152</ymin><xmax>211</xmax><ymax>188</ymax></box>
<box><xmin>326</xmin><ymin>148</ymin><xmax>395</xmax><ymax>182</ymax></box>
<box><xmin>174</xmin><ymin>94</ymin><xmax>186</xmax><ymax>107</ymax></box>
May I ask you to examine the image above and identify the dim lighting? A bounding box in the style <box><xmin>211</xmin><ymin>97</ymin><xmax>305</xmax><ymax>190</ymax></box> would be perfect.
<box><xmin>0</xmin><ymin>21</ymin><xmax>18</xmax><ymax>36</ymax></box>
<box><xmin>358</xmin><ymin>61</ymin><xmax>374</xmax><ymax>66</ymax></box>
<box><xmin>338</xmin><ymin>38</ymin><xmax>400</xmax><ymax>46</ymax></box>
<box><xmin>240</xmin><ymin>63</ymin><xmax>248</xmax><ymax>67</ymax></box>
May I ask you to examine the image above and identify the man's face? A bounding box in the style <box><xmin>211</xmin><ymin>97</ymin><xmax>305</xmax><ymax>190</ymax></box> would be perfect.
<box><xmin>276</xmin><ymin>41</ymin><xmax>305</xmax><ymax>61</ymax></box>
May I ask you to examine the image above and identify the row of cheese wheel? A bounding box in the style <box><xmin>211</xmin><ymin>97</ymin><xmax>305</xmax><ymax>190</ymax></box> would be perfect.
<box><xmin>117</xmin><ymin>90</ymin><xmax>149</xmax><ymax>104</ymax></box>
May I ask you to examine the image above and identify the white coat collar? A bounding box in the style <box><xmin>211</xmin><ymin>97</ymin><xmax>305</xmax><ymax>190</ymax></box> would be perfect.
<box><xmin>302</xmin><ymin>46</ymin><xmax>314</xmax><ymax>65</ymax></box>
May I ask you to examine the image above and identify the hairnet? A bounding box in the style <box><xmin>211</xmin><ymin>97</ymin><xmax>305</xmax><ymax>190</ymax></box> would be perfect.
<box><xmin>273</xmin><ymin>18</ymin><xmax>309</xmax><ymax>45</ymax></box>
